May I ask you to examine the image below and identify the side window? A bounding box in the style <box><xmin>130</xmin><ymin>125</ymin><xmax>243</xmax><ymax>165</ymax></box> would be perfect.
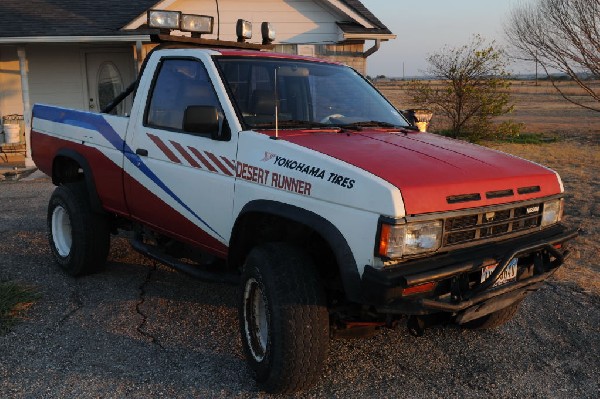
<box><xmin>146</xmin><ymin>58</ymin><xmax>222</xmax><ymax>132</ymax></box>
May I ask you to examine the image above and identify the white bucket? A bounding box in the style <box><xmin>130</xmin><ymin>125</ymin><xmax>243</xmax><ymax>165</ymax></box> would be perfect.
<box><xmin>3</xmin><ymin>124</ymin><xmax>20</xmax><ymax>144</ymax></box>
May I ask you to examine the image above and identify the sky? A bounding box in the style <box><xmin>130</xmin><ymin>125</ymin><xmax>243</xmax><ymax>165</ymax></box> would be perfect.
<box><xmin>360</xmin><ymin>0</ymin><xmax>531</xmax><ymax>77</ymax></box>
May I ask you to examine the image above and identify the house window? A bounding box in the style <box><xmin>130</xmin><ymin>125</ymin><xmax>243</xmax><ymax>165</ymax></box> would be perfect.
<box><xmin>97</xmin><ymin>62</ymin><xmax>124</xmax><ymax>114</ymax></box>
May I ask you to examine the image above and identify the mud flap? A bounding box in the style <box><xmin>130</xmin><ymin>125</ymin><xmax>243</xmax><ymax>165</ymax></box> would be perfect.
<box><xmin>455</xmin><ymin>284</ymin><xmax>541</xmax><ymax>324</ymax></box>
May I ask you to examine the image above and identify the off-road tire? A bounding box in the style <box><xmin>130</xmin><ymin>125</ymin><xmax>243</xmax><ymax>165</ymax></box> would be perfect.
<box><xmin>239</xmin><ymin>243</ymin><xmax>329</xmax><ymax>393</ymax></box>
<box><xmin>463</xmin><ymin>300</ymin><xmax>523</xmax><ymax>329</ymax></box>
<box><xmin>47</xmin><ymin>182</ymin><xmax>110</xmax><ymax>276</ymax></box>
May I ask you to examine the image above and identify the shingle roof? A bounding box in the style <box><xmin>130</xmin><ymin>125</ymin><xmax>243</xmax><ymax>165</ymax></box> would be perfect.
<box><xmin>0</xmin><ymin>0</ymin><xmax>391</xmax><ymax>38</ymax></box>
<box><xmin>340</xmin><ymin>0</ymin><xmax>392</xmax><ymax>34</ymax></box>
<box><xmin>0</xmin><ymin>0</ymin><xmax>157</xmax><ymax>37</ymax></box>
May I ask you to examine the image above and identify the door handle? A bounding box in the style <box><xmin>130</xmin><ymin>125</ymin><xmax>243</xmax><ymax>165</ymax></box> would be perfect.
<box><xmin>136</xmin><ymin>148</ymin><xmax>148</xmax><ymax>156</ymax></box>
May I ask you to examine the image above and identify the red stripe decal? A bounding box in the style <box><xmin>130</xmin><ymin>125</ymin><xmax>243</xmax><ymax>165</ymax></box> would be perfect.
<box><xmin>188</xmin><ymin>147</ymin><xmax>218</xmax><ymax>172</ymax></box>
<box><xmin>123</xmin><ymin>172</ymin><xmax>228</xmax><ymax>256</ymax></box>
<box><xmin>147</xmin><ymin>133</ymin><xmax>181</xmax><ymax>163</ymax></box>
<box><xmin>170</xmin><ymin>140</ymin><xmax>200</xmax><ymax>168</ymax></box>
<box><xmin>206</xmin><ymin>152</ymin><xmax>233</xmax><ymax>176</ymax></box>
<box><xmin>220</xmin><ymin>156</ymin><xmax>236</xmax><ymax>171</ymax></box>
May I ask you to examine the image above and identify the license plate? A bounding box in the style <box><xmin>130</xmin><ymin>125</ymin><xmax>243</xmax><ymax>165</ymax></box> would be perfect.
<box><xmin>481</xmin><ymin>258</ymin><xmax>518</xmax><ymax>287</ymax></box>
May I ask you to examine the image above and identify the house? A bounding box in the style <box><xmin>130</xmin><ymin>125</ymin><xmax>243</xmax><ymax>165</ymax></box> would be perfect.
<box><xmin>0</xmin><ymin>0</ymin><xmax>394</xmax><ymax>166</ymax></box>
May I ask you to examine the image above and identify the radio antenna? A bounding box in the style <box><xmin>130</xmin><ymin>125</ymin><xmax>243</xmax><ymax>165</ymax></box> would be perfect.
<box><xmin>274</xmin><ymin>67</ymin><xmax>279</xmax><ymax>139</ymax></box>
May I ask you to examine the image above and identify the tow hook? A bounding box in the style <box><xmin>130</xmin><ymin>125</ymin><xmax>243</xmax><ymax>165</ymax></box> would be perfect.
<box><xmin>407</xmin><ymin>316</ymin><xmax>426</xmax><ymax>337</ymax></box>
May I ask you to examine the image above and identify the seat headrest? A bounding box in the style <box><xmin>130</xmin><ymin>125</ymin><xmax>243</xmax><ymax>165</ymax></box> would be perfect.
<box><xmin>251</xmin><ymin>89</ymin><xmax>276</xmax><ymax>115</ymax></box>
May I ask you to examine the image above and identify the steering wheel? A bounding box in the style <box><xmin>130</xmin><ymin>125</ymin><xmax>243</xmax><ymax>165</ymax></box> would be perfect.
<box><xmin>320</xmin><ymin>114</ymin><xmax>345</xmax><ymax>124</ymax></box>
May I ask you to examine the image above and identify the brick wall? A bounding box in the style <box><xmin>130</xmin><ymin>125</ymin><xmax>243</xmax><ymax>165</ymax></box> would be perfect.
<box><xmin>316</xmin><ymin>43</ymin><xmax>366</xmax><ymax>75</ymax></box>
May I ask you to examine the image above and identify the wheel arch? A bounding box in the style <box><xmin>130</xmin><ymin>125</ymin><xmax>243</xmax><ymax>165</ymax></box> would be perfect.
<box><xmin>51</xmin><ymin>148</ymin><xmax>103</xmax><ymax>213</ymax></box>
<box><xmin>229</xmin><ymin>200</ymin><xmax>362</xmax><ymax>303</ymax></box>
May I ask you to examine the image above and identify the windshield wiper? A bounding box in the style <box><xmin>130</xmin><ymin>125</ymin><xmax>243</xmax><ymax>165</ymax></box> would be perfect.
<box><xmin>251</xmin><ymin>120</ymin><xmax>341</xmax><ymax>130</ymax></box>
<box><xmin>341</xmin><ymin>121</ymin><xmax>418</xmax><ymax>130</ymax></box>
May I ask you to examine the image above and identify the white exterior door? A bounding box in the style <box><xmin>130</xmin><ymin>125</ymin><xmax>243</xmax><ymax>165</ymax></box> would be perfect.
<box><xmin>85</xmin><ymin>51</ymin><xmax>135</xmax><ymax>115</ymax></box>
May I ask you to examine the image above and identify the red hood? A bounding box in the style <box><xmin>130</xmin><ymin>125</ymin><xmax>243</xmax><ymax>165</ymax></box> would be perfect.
<box><xmin>274</xmin><ymin>130</ymin><xmax>561</xmax><ymax>215</ymax></box>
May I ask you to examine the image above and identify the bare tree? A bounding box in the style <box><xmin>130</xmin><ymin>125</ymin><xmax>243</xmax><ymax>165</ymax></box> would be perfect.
<box><xmin>505</xmin><ymin>0</ymin><xmax>600</xmax><ymax>112</ymax></box>
<box><xmin>410</xmin><ymin>35</ymin><xmax>515</xmax><ymax>140</ymax></box>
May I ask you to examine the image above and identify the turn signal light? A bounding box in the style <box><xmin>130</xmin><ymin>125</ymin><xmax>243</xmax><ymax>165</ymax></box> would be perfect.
<box><xmin>378</xmin><ymin>224</ymin><xmax>391</xmax><ymax>256</ymax></box>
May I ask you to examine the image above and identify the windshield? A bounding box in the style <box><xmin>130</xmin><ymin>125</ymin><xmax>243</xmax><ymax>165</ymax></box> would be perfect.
<box><xmin>215</xmin><ymin>57</ymin><xmax>409</xmax><ymax>129</ymax></box>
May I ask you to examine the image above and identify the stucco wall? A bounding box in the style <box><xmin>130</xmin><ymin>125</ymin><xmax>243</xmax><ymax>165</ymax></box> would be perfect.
<box><xmin>0</xmin><ymin>46</ymin><xmax>24</xmax><ymax>118</ymax></box>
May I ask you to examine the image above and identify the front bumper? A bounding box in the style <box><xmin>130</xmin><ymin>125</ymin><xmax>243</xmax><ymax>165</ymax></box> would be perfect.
<box><xmin>361</xmin><ymin>223</ymin><xmax>578</xmax><ymax>316</ymax></box>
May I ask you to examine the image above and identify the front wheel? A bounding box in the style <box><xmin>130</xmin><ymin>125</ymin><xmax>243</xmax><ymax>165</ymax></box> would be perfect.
<box><xmin>47</xmin><ymin>183</ymin><xmax>110</xmax><ymax>276</ymax></box>
<box><xmin>239</xmin><ymin>243</ymin><xmax>329</xmax><ymax>393</ymax></box>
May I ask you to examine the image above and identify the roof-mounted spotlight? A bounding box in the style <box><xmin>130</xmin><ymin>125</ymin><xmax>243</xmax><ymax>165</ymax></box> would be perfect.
<box><xmin>261</xmin><ymin>22</ymin><xmax>275</xmax><ymax>45</ymax></box>
<box><xmin>148</xmin><ymin>10</ymin><xmax>181</xmax><ymax>34</ymax></box>
<box><xmin>237</xmin><ymin>19</ymin><xmax>253</xmax><ymax>43</ymax></box>
<box><xmin>181</xmin><ymin>14</ymin><xmax>214</xmax><ymax>38</ymax></box>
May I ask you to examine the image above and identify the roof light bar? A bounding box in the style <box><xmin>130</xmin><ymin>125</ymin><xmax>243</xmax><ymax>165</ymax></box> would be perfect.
<box><xmin>261</xmin><ymin>22</ymin><xmax>275</xmax><ymax>45</ymax></box>
<box><xmin>181</xmin><ymin>14</ymin><xmax>214</xmax><ymax>37</ymax></box>
<box><xmin>237</xmin><ymin>19</ymin><xmax>253</xmax><ymax>42</ymax></box>
<box><xmin>148</xmin><ymin>10</ymin><xmax>181</xmax><ymax>31</ymax></box>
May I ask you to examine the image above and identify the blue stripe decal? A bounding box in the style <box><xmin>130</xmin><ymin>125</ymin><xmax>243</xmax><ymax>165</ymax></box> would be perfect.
<box><xmin>34</xmin><ymin>105</ymin><xmax>225</xmax><ymax>241</ymax></box>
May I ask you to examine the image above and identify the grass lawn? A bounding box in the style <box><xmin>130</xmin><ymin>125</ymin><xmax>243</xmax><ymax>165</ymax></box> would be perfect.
<box><xmin>0</xmin><ymin>282</ymin><xmax>38</xmax><ymax>334</ymax></box>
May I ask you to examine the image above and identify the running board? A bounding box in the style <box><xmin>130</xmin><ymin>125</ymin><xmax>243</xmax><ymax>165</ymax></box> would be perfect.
<box><xmin>129</xmin><ymin>238</ymin><xmax>239</xmax><ymax>285</ymax></box>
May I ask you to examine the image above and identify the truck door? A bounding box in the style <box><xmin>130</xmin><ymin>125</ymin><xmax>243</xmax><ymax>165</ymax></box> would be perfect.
<box><xmin>123</xmin><ymin>57</ymin><xmax>235</xmax><ymax>256</ymax></box>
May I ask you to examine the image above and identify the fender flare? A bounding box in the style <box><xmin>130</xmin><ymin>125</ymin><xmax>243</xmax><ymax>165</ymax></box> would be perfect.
<box><xmin>52</xmin><ymin>148</ymin><xmax>103</xmax><ymax>213</ymax></box>
<box><xmin>234</xmin><ymin>200</ymin><xmax>363</xmax><ymax>303</ymax></box>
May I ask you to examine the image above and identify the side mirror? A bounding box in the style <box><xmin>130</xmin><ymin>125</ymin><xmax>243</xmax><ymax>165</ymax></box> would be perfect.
<box><xmin>183</xmin><ymin>105</ymin><xmax>228</xmax><ymax>140</ymax></box>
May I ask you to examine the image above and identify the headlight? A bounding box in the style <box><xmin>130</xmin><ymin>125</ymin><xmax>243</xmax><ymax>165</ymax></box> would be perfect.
<box><xmin>378</xmin><ymin>220</ymin><xmax>443</xmax><ymax>259</ymax></box>
<box><xmin>541</xmin><ymin>199</ymin><xmax>563</xmax><ymax>227</ymax></box>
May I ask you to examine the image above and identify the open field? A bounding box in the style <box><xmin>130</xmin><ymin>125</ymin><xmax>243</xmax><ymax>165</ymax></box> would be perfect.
<box><xmin>377</xmin><ymin>79</ymin><xmax>600</xmax><ymax>144</ymax></box>
<box><xmin>378</xmin><ymin>80</ymin><xmax>600</xmax><ymax>294</ymax></box>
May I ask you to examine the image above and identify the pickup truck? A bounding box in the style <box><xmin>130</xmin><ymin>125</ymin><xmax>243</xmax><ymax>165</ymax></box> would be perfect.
<box><xmin>31</xmin><ymin>38</ymin><xmax>577</xmax><ymax>393</ymax></box>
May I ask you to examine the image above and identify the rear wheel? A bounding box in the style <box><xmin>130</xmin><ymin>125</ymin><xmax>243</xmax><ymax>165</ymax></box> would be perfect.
<box><xmin>47</xmin><ymin>183</ymin><xmax>110</xmax><ymax>276</ymax></box>
<box><xmin>239</xmin><ymin>243</ymin><xmax>329</xmax><ymax>393</ymax></box>
<box><xmin>463</xmin><ymin>300</ymin><xmax>523</xmax><ymax>329</ymax></box>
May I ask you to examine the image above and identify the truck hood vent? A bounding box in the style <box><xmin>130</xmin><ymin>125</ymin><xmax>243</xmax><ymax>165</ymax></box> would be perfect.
<box><xmin>446</xmin><ymin>193</ymin><xmax>482</xmax><ymax>204</ymax></box>
<box><xmin>486</xmin><ymin>189</ymin><xmax>514</xmax><ymax>199</ymax></box>
<box><xmin>518</xmin><ymin>186</ymin><xmax>541</xmax><ymax>195</ymax></box>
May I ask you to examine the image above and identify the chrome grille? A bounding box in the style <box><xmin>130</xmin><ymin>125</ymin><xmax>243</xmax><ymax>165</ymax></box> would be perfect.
<box><xmin>442</xmin><ymin>203</ymin><xmax>543</xmax><ymax>247</ymax></box>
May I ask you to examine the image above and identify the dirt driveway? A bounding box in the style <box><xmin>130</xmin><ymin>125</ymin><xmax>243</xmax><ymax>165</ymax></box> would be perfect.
<box><xmin>0</xmin><ymin>175</ymin><xmax>598</xmax><ymax>398</ymax></box>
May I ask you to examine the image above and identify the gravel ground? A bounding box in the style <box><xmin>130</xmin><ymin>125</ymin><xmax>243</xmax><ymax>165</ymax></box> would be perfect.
<box><xmin>0</xmin><ymin>176</ymin><xmax>598</xmax><ymax>398</ymax></box>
